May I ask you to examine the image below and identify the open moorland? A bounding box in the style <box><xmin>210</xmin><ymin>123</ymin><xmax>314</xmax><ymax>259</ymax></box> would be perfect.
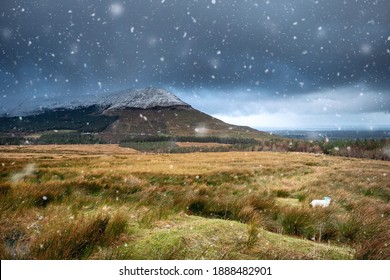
<box><xmin>0</xmin><ymin>144</ymin><xmax>389</xmax><ymax>259</ymax></box>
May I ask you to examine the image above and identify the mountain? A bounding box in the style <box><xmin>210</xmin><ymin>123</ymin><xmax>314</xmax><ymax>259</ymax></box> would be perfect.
<box><xmin>0</xmin><ymin>87</ymin><xmax>272</xmax><ymax>142</ymax></box>
<box><xmin>1</xmin><ymin>87</ymin><xmax>190</xmax><ymax>117</ymax></box>
<box><xmin>100</xmin><ymin>88</ymin><xmax>190</xmax><ymax>110</ymax></box>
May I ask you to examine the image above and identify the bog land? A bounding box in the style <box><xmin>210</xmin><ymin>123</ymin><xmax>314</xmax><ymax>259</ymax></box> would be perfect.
<box><xmin>0</xmin><ymin>145</ymin><xmax>389</xmax><ymax>259</ymax></box>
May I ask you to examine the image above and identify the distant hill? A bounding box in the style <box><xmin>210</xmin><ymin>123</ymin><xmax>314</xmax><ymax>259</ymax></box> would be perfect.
<box><xmin>0</xmin><ymin>87</ymin><xmax>272</xmax><ymax>143</ymax></box>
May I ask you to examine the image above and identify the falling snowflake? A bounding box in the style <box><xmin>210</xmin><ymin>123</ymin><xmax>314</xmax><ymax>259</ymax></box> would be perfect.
<box><xmin>110</xmin><ymin>3</ymin><xmax>124</xmax><ymax>18</ymax></box>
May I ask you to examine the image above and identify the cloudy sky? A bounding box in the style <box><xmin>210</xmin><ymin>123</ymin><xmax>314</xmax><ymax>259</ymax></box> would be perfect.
<box><xmin>1</xmin><ymin>0</ymin><xmax>389</xmax><ymax>129</ymax></box>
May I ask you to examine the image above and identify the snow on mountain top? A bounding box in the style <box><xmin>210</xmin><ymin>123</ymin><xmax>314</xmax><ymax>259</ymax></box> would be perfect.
<box><xmin>101</xmin><ymin>87</ymin><xmax>190</xmax><ymax>110</ymax></box>
<box><xmin>2</xmin><ymin>88</ymin><xmax>190</xmax><ymax>117</ymax></box>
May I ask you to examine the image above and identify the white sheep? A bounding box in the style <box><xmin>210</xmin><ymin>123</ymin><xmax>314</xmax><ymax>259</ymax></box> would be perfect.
<box><xmin>310</xmin><ymin>196</ymin><xmax>331</xmax><ymax>208</ymax></box>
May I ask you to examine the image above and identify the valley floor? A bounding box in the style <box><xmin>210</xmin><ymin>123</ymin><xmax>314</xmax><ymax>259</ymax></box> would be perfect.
<box><xmin>0</xmin><ymin>145</ymin><xmax>389</xmax><ymax>259</ymax></box>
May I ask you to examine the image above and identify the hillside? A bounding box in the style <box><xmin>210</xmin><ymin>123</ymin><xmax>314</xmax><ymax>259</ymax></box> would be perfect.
<box><xmin>100</xmin><ymin>106</ymin><xmax>269</xmax><ymax>142</ymax></box>
<box><xmin>0</xmin><ymin>88</ymin><xmax>272</xmax><ymax>143</ymax></box>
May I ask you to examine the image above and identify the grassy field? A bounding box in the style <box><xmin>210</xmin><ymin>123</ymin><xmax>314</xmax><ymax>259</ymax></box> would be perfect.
<box><xmin>0</xmin><ymin>145</ymin><xmax>389</xmax><ymax>260</ymax></box>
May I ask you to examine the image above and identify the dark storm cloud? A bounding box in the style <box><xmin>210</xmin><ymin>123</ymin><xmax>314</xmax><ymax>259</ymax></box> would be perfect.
<box><xmin>0</xmin><ymin>0</ymin><xmax>389</xmax><ymax>127</ymax></box>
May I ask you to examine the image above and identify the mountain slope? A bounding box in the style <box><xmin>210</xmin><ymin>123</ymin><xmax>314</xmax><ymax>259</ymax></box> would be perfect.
<box><xmin>100</xmin><ymin>106</ymin><xmax>269</xmax><ymax>142</ymax></box>
<box><xmin>0</xmin><ymin>87</ymin><xmax>272</xmax><ymax>142</ymax></box>
<box><xmin>101</xmin><ymin>88</ymin><xmax>271</xmax><ymax>140</ymax></box>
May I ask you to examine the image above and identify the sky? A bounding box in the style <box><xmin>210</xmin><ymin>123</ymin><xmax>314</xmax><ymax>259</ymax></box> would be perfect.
<box><xmin>1</xmin><ymin>0</ymin><xmax>390</xmax><ymax>130</ymax></box>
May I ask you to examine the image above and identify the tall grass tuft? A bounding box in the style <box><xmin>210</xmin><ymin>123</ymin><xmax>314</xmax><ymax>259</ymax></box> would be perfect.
<box><xmin>278</xmin><ymin>207</ymin><xmax>315</xmax><ymax>238</ymax></box>
<box><xmin>104</xmin><ymin>212</ymin><xmax>128</xmax><ymax>244</ymax></box>
<box><xmin>246</xmin><ymin>221</ymin><xmax>260</xmax><ymax>248</ymax></box>
<box><xmin>336</xmin><ymin>215</ymin><xmax>361</xmax><ymax>243</ymax></box>
<box><xmin>138</xmin><ymin>206</ymin><xmax>174</xmax><ymax>228</ymax></box>
<box><xmin>355</xmin><ymin>233</ymin><xmax>390</xmax><ymax>259</ymax></box>
<box><xmin>241</xmin><ymin>194</ymin><xmax>275</xmax><ymax>211</ymax></box>
<box><xmin>29</xmin><ymin>215</ymin><xmax>109</xmax><ymax>259</ymax></box>
<box><xmin>238</xmin><ymin>205</ymin><xmax>259</xmax><ymax>223</ymax></box>
<box><xmin>275</xmin><ymin>189</ymin><xmax>290</xmax><ymax>198</ymax></box>
<box><xmin>349</xmin><ymin>205</ymin><xmax>390</xmax><ymax>259</ymax></box>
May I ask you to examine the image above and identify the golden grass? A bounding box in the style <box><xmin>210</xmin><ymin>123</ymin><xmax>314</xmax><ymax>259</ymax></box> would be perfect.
<box><xmin>176</xmin><ymin>142</ymin><xmax>232</xmax><ymax>148</ymax></box>
<box><xmin>0</xmin><ymin>144</ymin><xmax>138</xmax><ymax>157</ymax></box>
<box><xmin>0</xmin><ymin>145</ymin><xmax>389</xmax><ymax>259</ymax></box>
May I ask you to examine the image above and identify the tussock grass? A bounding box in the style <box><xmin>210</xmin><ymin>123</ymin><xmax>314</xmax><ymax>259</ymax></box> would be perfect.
<box><xmin>277</xmin><ymin>207</ymin><xmax>315</xmax><ymax>237</ymax></box>
<box><xmin>1</xmin><ymin>145</ymin><xmax>389</xmax><ymax>259</ymax></box>
<box><xmin>30</xmin><ymin>215</ymin><xmax>109</xmax><ymax>259</ymax></box>
<box><xmin>274</xmin><ymin>189</ymin><xmax>290</xmax><ymax>198</ymax></box>
<box><xmin>104</xmin><ymin>210</ymin><xmax>129</xmax><ymax>244</ymax></box>
<box><xmin>246</xmin><ymin>221</ymin><xmax>260</xmax><ymax>248</ymax></box>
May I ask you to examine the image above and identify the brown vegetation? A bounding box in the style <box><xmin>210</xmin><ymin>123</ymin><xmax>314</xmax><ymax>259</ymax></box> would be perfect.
<box><xmin>0</xmin><ymin>145</ymin><xmax>389</xmax><ymax>259</ymax></box>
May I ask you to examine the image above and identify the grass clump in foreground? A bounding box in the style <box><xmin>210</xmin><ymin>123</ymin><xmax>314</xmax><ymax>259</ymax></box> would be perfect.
<box><xmin>30</xmin><ymin>215</ymin><xmax>110</xmax><ymax>259</ymax></box>
<box><xmin>112</xmin><ymin>216</ymin><xmax>353</xmax><ymax>260</ymax></box>
<box><xmin>0</xmin><ymin>146</ymin><xmax>389</xmax><ymax>259</ymax></box>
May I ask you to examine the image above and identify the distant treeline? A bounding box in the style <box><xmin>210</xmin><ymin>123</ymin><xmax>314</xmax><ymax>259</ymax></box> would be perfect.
<box><xmin>120</xmin><ymin>135</ymin><xmax>259</xmax><ymax>144</ymax></box>
<box><xmin>121</xmin><ymin>137</ymin><xmax>390</xmax><ymax>160</ymax></box>
<box><xmin>38</xmin><ymin>133</ymin><xmax>106</xmax><ymax>144</ymax></box>
<box><xmin>0</xmin><ymin>136</ymin><xmax>26</xmax><ymax>145</ymax></box>
<box><xmin>0</xmin><ymin>133</ymin><xmax>105</xmax><ymax>145</ymax></box>
<box><xmin>1</xmin><ymin>132</ymin><xmax>389</xmax><ymax>161</ymax></box>
<box><xmin>320</xmin><ymin>138</ymin><xmax>390</xmax><ymax>160</ymax></box>
<box><xmin>120</xmin><ymin>141</ymin><xmax>254</xmax><ymax>153</ymax></box>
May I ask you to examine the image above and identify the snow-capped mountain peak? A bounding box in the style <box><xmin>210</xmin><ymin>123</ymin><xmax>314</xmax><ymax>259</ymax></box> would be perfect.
<box><xmin>100</xmin><ymin>87</ymin><xmax>190</xmax><ymax>110</ymax></box>
<box><xmin>2</xmin><ymin>87</ymin><xmax>190</xmax><ymax>117</ymax></box>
